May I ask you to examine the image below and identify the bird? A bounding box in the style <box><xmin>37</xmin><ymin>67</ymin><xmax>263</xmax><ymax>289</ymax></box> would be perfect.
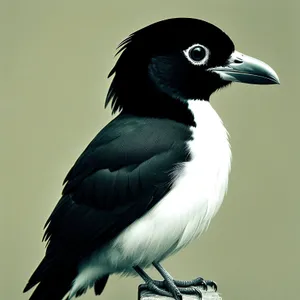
<box><xmin>23</xmin><ymin>17</ymin><xmax>279</xmax><ymax>300</ymax></box>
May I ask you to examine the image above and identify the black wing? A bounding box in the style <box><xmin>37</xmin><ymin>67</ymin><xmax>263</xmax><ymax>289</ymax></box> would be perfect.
<box><xmin>24</xmin><ymin>113</ymin><xmax>192</xmax><ymax>297</ymax></box>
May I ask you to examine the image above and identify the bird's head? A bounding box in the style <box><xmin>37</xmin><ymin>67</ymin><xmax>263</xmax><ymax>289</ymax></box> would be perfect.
<box><xmin>106</xmin><ymin>18</ymin><xmax>279</xmax><ymax>122</ymax></box>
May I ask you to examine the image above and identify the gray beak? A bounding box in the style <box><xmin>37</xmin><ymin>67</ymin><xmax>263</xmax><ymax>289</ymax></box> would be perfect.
<box><xmin>209</xmin><ymin>50</ymin><xmax>280</xmax><ymax>85</ymax></box>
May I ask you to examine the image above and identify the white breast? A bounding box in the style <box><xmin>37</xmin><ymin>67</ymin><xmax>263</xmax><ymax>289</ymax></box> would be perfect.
<box><xmin>104</xmin><ymin>100</ymin><xmax>232</xmax><ymax>271</ymax></box>
<box><xmin>73</xmin><ymin>101</ymin><xmax>232</xmax><ymax>293</ymax></box>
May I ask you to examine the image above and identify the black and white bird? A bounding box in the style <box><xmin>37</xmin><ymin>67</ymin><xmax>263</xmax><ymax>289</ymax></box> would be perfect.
<box><xmin>24</xmin><ymin>18</ymin><xmax>279</xmax><ymax>300</ymax></box>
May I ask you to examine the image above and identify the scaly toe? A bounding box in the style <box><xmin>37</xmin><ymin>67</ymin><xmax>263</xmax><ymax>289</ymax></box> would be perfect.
<box><xmin>173</xmin><ymin>277</ymin><xmax>208</xmax><ymax>290</ymax></box>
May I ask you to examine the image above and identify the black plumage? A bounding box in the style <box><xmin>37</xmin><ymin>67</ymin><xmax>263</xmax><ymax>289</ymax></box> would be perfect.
<box><xmin>24</xmin><ymin>115</ymin><xmax>192</xmax><ymax>299</ymax></box>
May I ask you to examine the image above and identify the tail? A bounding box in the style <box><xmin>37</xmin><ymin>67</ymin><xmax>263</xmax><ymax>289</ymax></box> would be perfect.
<box><xmin>23</xmin><ymin>256</ymin><xmax>77</xmax><ymax>300</ymax></box>
<box><xmin>94</xmin><ymin>276</ymin><xmax>109</xmax><ymax>296</ymax></box>
<box><xmin>23</xmin><ymin>257</ymin><xmax>109</xmax><ymax>300</ymax></box>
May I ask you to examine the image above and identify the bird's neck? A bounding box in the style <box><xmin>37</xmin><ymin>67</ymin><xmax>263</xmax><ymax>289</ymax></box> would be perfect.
<box><xmin>122</xmin><ymin>95</ymin><xmax>196</xmax><ymax>126</ymax></box>
<box><xmin>107</xmin><ymin>71</ymin><xmax>207</xmax><ymax>126</ymax></box>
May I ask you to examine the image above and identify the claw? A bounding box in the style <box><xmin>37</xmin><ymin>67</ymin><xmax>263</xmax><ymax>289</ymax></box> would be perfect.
<box><xmin>191</xmin><ymin>287</ymin><xmax>203</xmax><ymax>300</ymax></box>
<box><xmin>206</xmin><ymin>280</ymin><xmax>218</xmax><ymax>291</ymax></box>
<box><xmin>195</xmin><ymin>288</ymin><xmax>203</xmax><ymax>299</ymax></box>
<box><xmin>138</xmin><ymin>284</ymin><xmax>148</xmax><ymax>292</ymax></box>
<box><xmin>192</xmin><ymin>288</ymin><xmax>203</xmax><ymax>299</ymax></box>
<box><xmin>198</xmin><ymin>280</ymin><xmax>208</xmax><ymax>291</ymax></box>
<box><xmin>175</xmin><ymin>292</ymin><xmax>183</xmax><ymax>300</ymax></box>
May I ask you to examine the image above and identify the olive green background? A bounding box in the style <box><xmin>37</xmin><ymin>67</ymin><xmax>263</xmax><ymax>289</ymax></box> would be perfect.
<box><xmin>1</xmin><ymin>1</ymin><xmax>299</xmax><ymax>300</ymax></box>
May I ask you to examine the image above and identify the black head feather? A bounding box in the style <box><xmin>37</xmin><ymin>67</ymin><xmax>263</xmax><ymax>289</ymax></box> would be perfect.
<box><xmin>105</xmin><ymin>18</ymin><xmax>235</xmax><ymax>119</ymax></box>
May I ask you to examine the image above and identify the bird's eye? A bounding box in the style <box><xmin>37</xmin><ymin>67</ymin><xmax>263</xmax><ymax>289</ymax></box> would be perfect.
<box><xmin>189</xmin><ymin>46</ymin><xmax>206</xmax><ymax>61</ymax></box>
<box><xmin>183</xmin><ymin>44</ymin><xmax>209</xmax><ymax>65</ymax></box>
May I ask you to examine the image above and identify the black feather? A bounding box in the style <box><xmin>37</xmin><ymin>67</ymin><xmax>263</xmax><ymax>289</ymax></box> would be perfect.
<box><xmin>24</xmin><ymin>260</ymin><xmax>76</xmax><ymax>300</ymax></box>
<box><xmin>94</xmin><ymin>275</ymin><xmax>109</xmax><ymax>296</ymax></box>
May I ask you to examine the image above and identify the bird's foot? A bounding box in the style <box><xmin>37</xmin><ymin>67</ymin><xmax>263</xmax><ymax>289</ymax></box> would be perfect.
<box><xmin>170</xmin><ymin>277</ymin><xmax>218</xmax><ymax>291</ymax></box>
<box><xmin>139</xmin><ymin>277</ymin><xmax>217</xmax><ymax>299</ymax></box>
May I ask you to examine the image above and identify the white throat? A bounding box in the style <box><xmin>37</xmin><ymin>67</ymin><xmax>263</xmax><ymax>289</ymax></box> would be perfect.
<box><xmin>185</xmin><ymin>99</ymin><xmax>231</xmax><ymax>223</ymax></box>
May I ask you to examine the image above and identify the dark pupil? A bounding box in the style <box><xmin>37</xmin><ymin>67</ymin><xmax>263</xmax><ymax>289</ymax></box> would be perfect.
<box><xmin>190</xmin><ymin>46</ymin><xmax>205</xmax><ymax>61</ymax></box>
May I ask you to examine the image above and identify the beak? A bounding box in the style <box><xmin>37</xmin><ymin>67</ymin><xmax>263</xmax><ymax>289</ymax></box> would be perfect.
<box><xmin>209</xmin><ymin>50</ymin><xmax>280</xmax><ymax>85</ymax></box>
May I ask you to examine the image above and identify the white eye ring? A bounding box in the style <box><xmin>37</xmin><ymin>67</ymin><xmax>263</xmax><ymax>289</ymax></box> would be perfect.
<box><xmin>183</xmin><ymin>44</ymin><xmax>210</xmax><ymax>66</ymax></box>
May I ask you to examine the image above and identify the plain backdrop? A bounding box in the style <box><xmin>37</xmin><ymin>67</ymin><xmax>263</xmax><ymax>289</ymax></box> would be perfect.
<box><xmin>1</xmin><ymin>1</ymin><xmax>299</xmax><ymax>300</ymax></box>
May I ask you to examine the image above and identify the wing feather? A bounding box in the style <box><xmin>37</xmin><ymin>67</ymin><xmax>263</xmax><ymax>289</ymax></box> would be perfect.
<box><xmin>25</xmin><ymin>114</ymin><xmax>192</xmax><ymax>293</ymax></box>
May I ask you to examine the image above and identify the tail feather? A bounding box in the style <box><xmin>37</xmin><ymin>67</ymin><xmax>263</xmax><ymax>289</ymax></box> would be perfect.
<box><xmin>27</xmin><ymin>273</ymin><xmax>73</xmax><ymax>300</ymax></box>
<box><xmin>24</xmin><ymin>258</ymin><xmax>109</xmax><ymax>300</ymax></box>
<box><xmin>23</xmin><ymin>256</ymin><xmax>56</xmax><ymax>293</ymax></box>
<box><xmin>94</xmin><ymin>275</ymin><xmax>109</xmax><ymax>296</ymax></box>
<box><xmin>24</xmin><ymin>257</ymin><xmax>77</xmax><ymax>300</ymax></box>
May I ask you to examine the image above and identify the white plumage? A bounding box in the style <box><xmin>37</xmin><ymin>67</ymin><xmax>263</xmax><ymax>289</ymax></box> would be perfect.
<box><xmin>70</xmin><ymin>100</ymin><xmax>232</xmax><ymax>297</ymax></box>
